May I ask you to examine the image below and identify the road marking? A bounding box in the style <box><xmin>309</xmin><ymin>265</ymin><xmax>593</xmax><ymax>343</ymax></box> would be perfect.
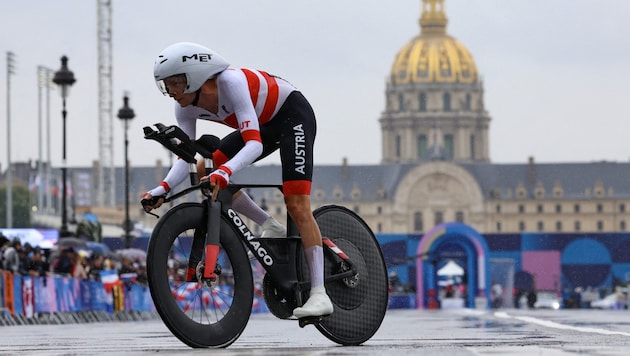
<box><xmin>495</xmin><ymin>311</ymin><xmax>630</xmax><ymax>337</ymax></box>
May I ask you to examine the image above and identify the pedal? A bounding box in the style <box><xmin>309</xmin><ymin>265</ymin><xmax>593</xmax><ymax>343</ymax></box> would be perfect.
<box><xmin>298</xmin><ymin>315</ymin><xmax>325</xmax><ymax>328</ymax></box>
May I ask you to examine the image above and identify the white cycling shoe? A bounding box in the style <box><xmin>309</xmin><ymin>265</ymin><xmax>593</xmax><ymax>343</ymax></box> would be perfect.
<box><xmin>293</xmin><ymin>286</ymin><xmax>334</xmax><ymax>318</ymax></box>
<box><xmin>261</xmin><ymin>217</ymin><xmax>286</xmax><ymax>238</ymax></box>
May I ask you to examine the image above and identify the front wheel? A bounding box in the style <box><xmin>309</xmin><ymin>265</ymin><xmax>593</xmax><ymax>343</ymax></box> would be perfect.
<box><xmin>311</xmin><ymin>205</ymin><xmax>388</xmax><ymax>345</ymax></box>
<box><xmin>146</xmin><ymin>203</ymin><xmax>253</xmax><ymax>348</ymax></box>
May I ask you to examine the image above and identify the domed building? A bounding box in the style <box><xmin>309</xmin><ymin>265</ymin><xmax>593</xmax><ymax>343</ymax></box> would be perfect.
<box><xmin>381</xmin><ymin>0</ymin><xmax>490</xmax><ymax>164</ymax></box>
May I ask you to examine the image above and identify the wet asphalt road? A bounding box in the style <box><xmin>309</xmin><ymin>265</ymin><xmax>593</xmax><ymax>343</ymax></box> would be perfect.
<box><xmin>1</xmin><ymin>308</ymin><xmax>630</xmax><ymax>355</ymax></box>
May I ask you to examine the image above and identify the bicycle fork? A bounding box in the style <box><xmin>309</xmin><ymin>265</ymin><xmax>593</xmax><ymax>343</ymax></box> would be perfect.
<box><xmin>203</xmin><ymin>198</ymin><xmax>221</xmax><ymax>279</ymax></box>
<box><xmin>185</xmin><ymin>198</ymin><xmax>221</xmax><ymax>283</ymax></box>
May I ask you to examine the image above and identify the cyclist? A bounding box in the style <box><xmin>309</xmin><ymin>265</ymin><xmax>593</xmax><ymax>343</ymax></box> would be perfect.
<box><xmin>142</xmin><ymin>42</ymin><xmax>333</xmax><ymax>318</ymax></box>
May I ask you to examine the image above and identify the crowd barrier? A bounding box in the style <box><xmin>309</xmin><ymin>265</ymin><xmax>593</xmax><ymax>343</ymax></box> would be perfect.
<box><xmin>0</xmin><ymin>271</ymin><xmax>270</xmax><ymax>326</ymax></box>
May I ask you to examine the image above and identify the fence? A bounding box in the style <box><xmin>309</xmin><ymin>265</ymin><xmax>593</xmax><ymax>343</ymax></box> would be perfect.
<box><xmin>0</xmin><ymin>271</ymin><xmax>271</xmax><ymax>326</ymax></box>
<box><xmin>0</xmin><ymin>271</ymin><xmax>156</xmax><ymax>326</ymax></box>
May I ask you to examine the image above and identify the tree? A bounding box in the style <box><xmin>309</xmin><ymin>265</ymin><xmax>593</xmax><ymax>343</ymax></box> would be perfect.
<box><xmin>0</xmin><ymin>185</ymin><xmax>32</xmax><ymax>227</ymax></box>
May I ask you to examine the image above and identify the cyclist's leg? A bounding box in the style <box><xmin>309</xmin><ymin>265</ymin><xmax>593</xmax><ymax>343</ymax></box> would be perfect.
<box><xmin>273</xmin><ymin>91</ymin><xmax>332</xmax><ymax>317</ymax></box>
<box><xmin>212</xmin><ymin>133</ymin><xmax>283</xmax><ymax>230</ymax></box>
<box><xmin>285</xmin><ymin>194</ymin><xmax>333</xmax><ymax>318</ymax></box>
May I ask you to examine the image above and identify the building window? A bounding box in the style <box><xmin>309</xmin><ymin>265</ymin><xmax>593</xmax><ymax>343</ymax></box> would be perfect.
<box><xmin>275</xmin><ymin>206</ymin><xmax>282</xmax><ymax>215</ymax></box>
<box><xmin>537</xmin><ymin>204</ymin><xmax>543</xmax><ymax>213</ymax></box>
<box><xmin>377</xmin><ymin>206</ymin><xmax>382</xmax><ymax>214</ymax></box>
<box><xmin>597</xmin><ymin>204</ymin><xmax>603</xmax><ymax>213</ymax></box>
<box><xmin>495</xmin><ymin>205</ymin><xmax>501</xmax><ymax>213</ymax></box>
<box><xmin>470</xmin><ymin>135</ymin><xmax>475</xmax><ymax>160</ymax></box>
<box><xmin>398</xmin><ymin>93</ymin><xmax>405</xmax><ymax>111</ymax></box>
<box><xmin>414</xmin><ymin>212</ymin><xmax>423</xmax><ymax>232</ymax></box>
<box><xmin>537</xmin><ymin>221</ymin><xmax>544</xmax><ymax>232</ymax></box>
<box><xmin>518</xmin><ymin>204</ymin><xmax>525</xmax><ymax>213</ymax></box>
<box><xmin>455</xmin><ymin>211</ymin><xmax>464</xmax><ymax>223</ymax></box>
<box><xmin>419</xmin><ymin>92</ymin><xmax>427</xmax><ymax>112</ymax></box>
<box><xmin>465</xmin><ymin>93</ymin><xmax>471</xmax><ymax>110</ymax></box>
<box><xmin>444</xmin><ymin>134</ymin><xmax>454</xmax><ymax>159</ymax></box>
<box><xmin>496</xmin><ymin>222</ymin><xmax>502</xmax><ymax>232</ymax></box>
<box><xmin>620</xmin><ymin>204</ymin><xmax>626</xmax><ymax>213</ymax></box>
<box><xmin>574</xmin><ymin>221</ymin><xmax>581</xmax><ymax>231</ymax></box>
<box><xmin>395</xmin><ymin>135</ymin><xmax>401</xmax><ymax>158</ymax></box>
<box><xmin>434</xmin><ymin>211</ymin><xmax>444</xmax><ymax>226</ymax></box>
<box><xmin>519</xmin><ymin>221</ymin><xmax>525</xmax><ymax>232</ymax></box>
<box><xmin>377</xmin><ymin>223</ymin><xmax>382</xmax><ymax>233</ymax></box>
<box><xmin>621</xmin><ymin>221</ymin><xmax>626</xmax><ymax>231</ymax></box>
<box><xmin>555</xmin><ymin>204</ymin><xmax>562</xmax><ymax>213</ymax></box>
<box><xmin>597</xmin><ymin>221</ymin><xmax>604</xmax><ymax>231</ymax></box>
<box><xmin>353</xmin><ymin>206</ymin><xmax>360</xmax><ymax>214</ymax></box>
<box><xmin>574</xmin><ymin>204</ymin><xmax>580</xmax><ymax>213</ymax></box>
<box><xmin>417</xmin><ymin>135</ymin><xmax>428</xmax><ymax>160</ymax></box>
<box><xmin>556</xmin><ymin>221</ymin><xmax>562</xmax><ymax>232</ymax></box>
<box><xmin>443</xmin><ymin>92</ymin><xmax>451</xmax><ymax>111</ymax></box>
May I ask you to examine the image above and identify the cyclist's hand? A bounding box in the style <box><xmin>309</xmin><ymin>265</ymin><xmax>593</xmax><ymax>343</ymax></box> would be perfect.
<box><xmin>200</xmin><ymin>175</ymin><xmax>220</xmax><ymax>201</ymax></box>
<box><xmin>207</xmin><ymin>165</ymin><xmax>231</xmax><ymax>200</ymax></box>
<box><xmin>141</xmin><ymin>192</ymin><xmax>164</xmax><ymax>212</ymax></box>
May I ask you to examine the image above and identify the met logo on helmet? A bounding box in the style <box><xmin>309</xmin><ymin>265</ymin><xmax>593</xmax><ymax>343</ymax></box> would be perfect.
<box><xmin>181</xmin><ymin>53</ymin><xmax>213</xmax><ymax>63</ymax></box>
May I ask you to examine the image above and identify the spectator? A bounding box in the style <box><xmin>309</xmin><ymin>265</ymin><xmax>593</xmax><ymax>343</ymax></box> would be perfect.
<box><xmin>72</xmin><ymin>251</ymin><xmax>88</xmax><ymax>279</ymax></box>
<box><xmin>26</xmin><ymin>247</ymin><xmax>50</xmax><ymax>277</ymax></box>
<box><xmin>0</xmin><ymin>233</ymin><xmax>9</xmax><ymax>268</ymax></box>
<box><xmin>527</xmin><ymin>290</ymin><xmax>538</xmax><ymax>308</ymax></box>
<box><xmin>118</xmin><ymin>256</ymin><xmax>136</xmax><ymax>275</ymax></box>
<box><xmin>135</xmin><ymin>263</ymin><xmax>148</xmax><ymax>286</ymax></box>
<box><xmin>52</xmin><ymin>247</ymin><xmax>75</xmax><ymax>276</ymax></box>
<box><xmin>491</xmin><ymin>282</ymin><xmax>503</xmax><ymax>309</ymax></box>
<box><xmin>18</xmin><ymin>242</ymin><xmax>32</xmax><ymax>275</ymax></box>
<box><xmin>3</xmin><ymin>238</ymin><xmax>22</xmax><ymax>273</ymax></box>
<box><xmin>86</xmin><ymin>253</ymin><xmax>106</xmax><ymax>281</ymax></box>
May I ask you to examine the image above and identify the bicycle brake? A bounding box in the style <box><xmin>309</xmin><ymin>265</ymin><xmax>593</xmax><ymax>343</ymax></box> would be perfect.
<box><xmin>195</xmin><ymin>261</ymin><xmax>221</xmax><ymax>288</ymax></box>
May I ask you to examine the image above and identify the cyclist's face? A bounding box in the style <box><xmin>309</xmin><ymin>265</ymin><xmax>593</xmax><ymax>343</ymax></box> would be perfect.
<box><xmin>157</xmin><ymin>74</ymin><xmax>187</xmax><ymax>97</ymax></box>
<box><xmin>157</xmin><ymin>74</ymin><xmax>198</xmax><ymax>106</ymax></box>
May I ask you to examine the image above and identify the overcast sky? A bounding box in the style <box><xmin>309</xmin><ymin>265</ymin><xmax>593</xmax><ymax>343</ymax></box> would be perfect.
<box><xmin>1</xmin><ymin>0</ymin><xmax>630</xmax><ymax>170</ymax></box>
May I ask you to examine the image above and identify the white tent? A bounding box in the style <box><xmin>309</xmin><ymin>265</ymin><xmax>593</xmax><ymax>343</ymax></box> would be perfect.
<box><xmin>437</xmin><ymin>260</ymin><xmax>464</xmax><ymax>276</ymax></box>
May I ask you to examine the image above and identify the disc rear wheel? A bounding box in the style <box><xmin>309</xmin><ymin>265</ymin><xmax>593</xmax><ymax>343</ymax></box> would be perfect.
<box><xmin>310</xmin><ymin>205</ymin><xmax>388</xmax><ymax>345</ymax></box>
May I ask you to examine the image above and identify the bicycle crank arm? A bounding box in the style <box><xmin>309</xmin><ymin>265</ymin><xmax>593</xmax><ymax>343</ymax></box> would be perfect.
<box><xmin>324</xmin><ymin>269</ymin><xmax>357</xmax><ymax>284</ymax></box>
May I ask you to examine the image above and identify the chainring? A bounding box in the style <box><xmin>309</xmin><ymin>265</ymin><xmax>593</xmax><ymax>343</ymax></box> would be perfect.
<box><xmin>262</xmin><ymin>273</ymin><xmax>296</xmax><ymax>320</ymax></box>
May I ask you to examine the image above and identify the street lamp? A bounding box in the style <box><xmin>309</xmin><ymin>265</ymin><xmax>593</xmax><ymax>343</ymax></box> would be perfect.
<box><xmin>117</xmin><ymin>93</ymin><xmax>135</xmax><ymax>248</ymax></box>
<box><xmin>52</xmin><ymin>56</ymin><xmax>76</xmax><ymax>237</ymax></box>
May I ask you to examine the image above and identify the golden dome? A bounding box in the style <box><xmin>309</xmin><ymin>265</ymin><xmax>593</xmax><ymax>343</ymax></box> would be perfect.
<box><xmin>391</xmin><ymin>0</ymin><xmax>478</xmax><ymax>85</ymax></box>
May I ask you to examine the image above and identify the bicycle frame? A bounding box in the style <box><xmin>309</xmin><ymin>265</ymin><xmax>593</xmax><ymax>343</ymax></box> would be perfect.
<box><xmin>159</xmin><ymin>182</ymin><xmax>357</xmax><ymax>308</ymax></box>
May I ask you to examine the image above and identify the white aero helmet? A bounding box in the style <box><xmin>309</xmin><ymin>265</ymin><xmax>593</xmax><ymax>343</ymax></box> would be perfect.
<box><xmin>154</xmin><ymin>42</ymin><xmax>230</xmax><ymax>95</ymax></box>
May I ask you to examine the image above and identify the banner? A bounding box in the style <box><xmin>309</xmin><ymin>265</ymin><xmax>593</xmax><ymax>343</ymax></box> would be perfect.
<box><xmin>3</xmin><ymin>271</ymin><xmax>15</xmax><ymax>315</ymax></box>
<box><xmin>1</xmin><ymin>274</ymin><xmax>155</xmax><ymax>319</ymax></box>
<box><xmin>34</xmin><ymin>276</ymin><xmax>56</xmax><ymax>313</ymax></box>
<box><xmin>22</xmin><ymin>276</ymin><xmax>34</xmax><ymax>318</ymax></box>
<box><xmin>12</xmin><ymin>274</ymin><xmax>23</xmax><ymax>316</ymax></box>
<box><xmin>89</xmin><ymin>279</ymin><xmax>107</xmax><ymax>311</ymax></box>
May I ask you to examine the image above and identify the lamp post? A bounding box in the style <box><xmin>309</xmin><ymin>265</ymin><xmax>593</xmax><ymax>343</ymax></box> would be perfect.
<box><xmin>52</xmin><ymin>56</ymin><xmax>76</xmax><ymax>237</ymax></box>
<box><xmin>6</xmin><ymin>51</ymin><xmax>15</xmax><ymax>228</ymax></box>
<box><xmin>117</xmin><ymin>93</ymin><xmax>135</xmax><ymax>248</ymax></box>
<box><xmin>38</xmin><ymin>66</ymin><xmax>54</xmax><ymax>213</ymax></box>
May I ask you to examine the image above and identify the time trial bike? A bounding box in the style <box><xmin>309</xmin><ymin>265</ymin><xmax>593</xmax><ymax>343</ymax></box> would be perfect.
<box><xmin>141</xmin><ymin>123</ymin><xmax>388</xmax><ymax>348</ymax></box>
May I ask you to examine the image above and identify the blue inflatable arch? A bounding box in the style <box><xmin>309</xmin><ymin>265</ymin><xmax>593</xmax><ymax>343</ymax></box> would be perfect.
<box><xmin>416</xmin><ymin>222</ymin><xmax>490</xmax><ymax>309</ymax></box>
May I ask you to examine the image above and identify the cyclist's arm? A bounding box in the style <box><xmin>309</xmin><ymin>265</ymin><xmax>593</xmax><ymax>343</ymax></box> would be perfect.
<box><xmin>146</xmin><ymin>106</ymin><xmax>198</xmax><ymax>197</ymax></box>
<box><xmin>217</xmin><ymin>70</ymin><xmax>263</xmax><ymax>175</ymax></box>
